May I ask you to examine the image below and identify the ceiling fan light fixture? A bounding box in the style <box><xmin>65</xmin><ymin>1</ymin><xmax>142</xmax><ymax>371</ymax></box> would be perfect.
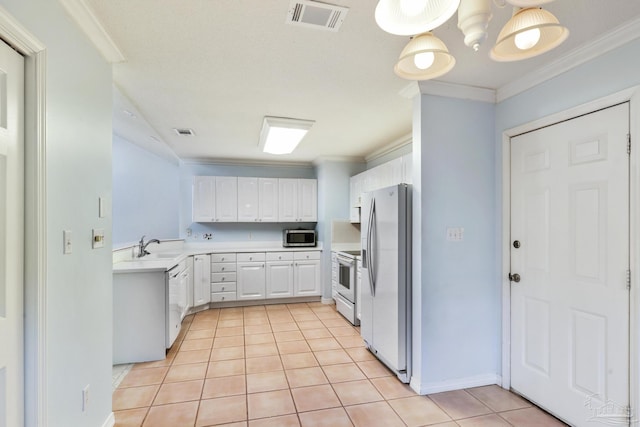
<box><xmin>490</xmin><ymin>7</ymin><xmax>569</xmax><ymax>62</ymax></box>
<box><xmin>375</xmin><ymin>0</ymin><xmax>461</xmax><ymax>36</ymax></box>
<box><xmin>394</xmin><ymin>32</ymin><xmax>456</xmax><ymax>80</ymax></box>
<box><xmin>259</xmin><ymin>116</ymin><xmax>315</xmax><ymax>155</ymax></box>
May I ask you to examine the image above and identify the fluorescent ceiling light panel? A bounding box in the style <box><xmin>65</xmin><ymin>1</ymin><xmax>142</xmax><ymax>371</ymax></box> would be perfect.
<box><xmin>259</xmin><ymin>117</ymin><xmax>315</xmax><ymax>155</ymax></box>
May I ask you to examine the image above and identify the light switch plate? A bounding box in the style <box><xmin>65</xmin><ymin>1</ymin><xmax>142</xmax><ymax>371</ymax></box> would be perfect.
<box><xmin>63</xmin><ymin>230</ymin><xmax>72</xmax><ymax>254</ymax></box>
<box><xmin>446</xmin><ymin>227</ymin><xmax>464</xmax><ymax>242</ymax></box>
<box><xmin>92</xmin><ymin>228</ymin><xmax>105</xmax><ymax>249</ymax></box>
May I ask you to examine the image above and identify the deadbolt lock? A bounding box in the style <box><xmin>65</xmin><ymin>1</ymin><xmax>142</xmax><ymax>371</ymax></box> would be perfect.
<box><xmin>509</xmin><ymin>273</ymin><xmax>521</xmax><ymax>283</ymax></box>
<box><xmin>513</xmin><ymin>240</ymin><xmax>521</xmax><ymax>249</ymax></box>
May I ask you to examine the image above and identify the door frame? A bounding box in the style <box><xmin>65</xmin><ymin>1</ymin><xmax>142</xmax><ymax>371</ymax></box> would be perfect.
<box><xmin>501</xmin><ymin>85</ymin><xmax>640</xmax><ymax>424</ymax></box>
<box><xmin>0</xmin><ymin>6</ymin><xmax>48</xmax><ymax>426</ymax></box>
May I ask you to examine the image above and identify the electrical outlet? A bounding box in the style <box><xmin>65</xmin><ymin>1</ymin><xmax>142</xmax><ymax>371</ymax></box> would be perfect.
<box><xmin>203</xmin><ymin>233</ymin><xmax>212</xmax><ymax>240</ymax></box>
<box><xmin>186</xmin><ymin>228</ymin><xmax>192</xmax><ymax>237</ymax></box>
<box><xmin>82</xmin><ymin>384</ymin><xmax>90</xmax><ymax>412</ymax></box>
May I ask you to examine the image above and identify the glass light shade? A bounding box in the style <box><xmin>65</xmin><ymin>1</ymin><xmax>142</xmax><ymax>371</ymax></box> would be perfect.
<box><xmin>375</xmin><ymin>0</ymin><xmax>461</xmax><ymax>36</ymax></box>
<box><xmin>490</xmin><ymin>7</ymin><xmax>568</xmax><ymax>62</ymax></box>
<box><xmin>514</xmin><ymin>27</ymin><xmax>540</xmax><ymax>49</ymax></box>
<box><xmin>259</xmin><ymin>117</ymin><xmax>315</xmax><ymax>155</ymax></box>
<box><xmin>506</xmin><ymin>0</ymin><xmax>554</xmax><ymax>7</ymax></box>
<box><xmin>394</xmin><ymin>32</ymin><xmax>455</xmax><ymax>80</ymax></box>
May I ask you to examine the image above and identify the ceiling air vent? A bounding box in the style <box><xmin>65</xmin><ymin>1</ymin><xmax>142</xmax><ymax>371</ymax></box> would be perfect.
<box><xmin>173</xmin><ymin>128</ymin><xmax>195</xmax><ymax>136</ymax></box>
<box><xmin>287</xmin><ymin>0</ymin><xmax>349</xmax><ymax>32</ymax></box>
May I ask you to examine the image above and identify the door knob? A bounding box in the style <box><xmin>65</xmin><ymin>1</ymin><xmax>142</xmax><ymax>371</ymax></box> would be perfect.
<box><xmin>509</xmin><ymin>273</ymin><xmax>521</xmax><ymax>283</ymax></box>
<box><xmin>513</xmin><ymin>240</ymin><xmax>521</xmax><ymax>249</ymax></box>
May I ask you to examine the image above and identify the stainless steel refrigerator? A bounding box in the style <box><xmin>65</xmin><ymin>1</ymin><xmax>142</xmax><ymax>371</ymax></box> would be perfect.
<box><xmin>360</xmin><ymin>183</ymin><xmax>412</xmax><ymax>383</ymax></box>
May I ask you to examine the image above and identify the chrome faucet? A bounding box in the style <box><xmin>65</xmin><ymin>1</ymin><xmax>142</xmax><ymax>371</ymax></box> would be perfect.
<box><xmin>138</xmin><ymin>235</ymin><xmax>160</xmax><ymax>258</ymax></box>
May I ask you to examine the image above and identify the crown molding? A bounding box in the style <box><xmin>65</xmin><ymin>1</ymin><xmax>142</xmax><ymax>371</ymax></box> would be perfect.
<box><xmin>59</xmin><ymin>0</ymin><xmax>125</xmax><ymax>63</ymax></box>
<box><xmin>419</xmin><ymin>80</ymin><xmax>496</xmax><ymax>103</ymax></box>
<box><xmin>365</xmin><ymin>133</ymin><xmax>412</xmax><ymax>163</ymax></box>
<box><xmin>312</xmin><ymin>155</ymin><xmax>365</xmax><ymax>166</ymax></box>
<box><xmin>181</xmin><ymin>157</ymin><xmax>315</xmax><ymax>168</ymax></box>
<box><xmin>0</xmin><ymin>5</ymin><xmax>45</xmax><ymax>53</ymax></box>
<box><xmin>497</xmin><ymin>16</ymin><xmax>640</xmax><ymax>102</ymax></box>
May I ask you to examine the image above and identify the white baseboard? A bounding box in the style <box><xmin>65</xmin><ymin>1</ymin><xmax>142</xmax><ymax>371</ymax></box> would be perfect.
<box><xmin>321</xmin><ymin>297</ymin><xmax>335</xmax><ymax>305</ymax></box>
<box><xmin>102</xmin><ymin>412</ymin><xmax>115</xmax><ymax>427</ymax></box>
<box><xmin>410</xmin><ymin>373</ymin><xmax>501</xmax><ymax>395</ymax></box>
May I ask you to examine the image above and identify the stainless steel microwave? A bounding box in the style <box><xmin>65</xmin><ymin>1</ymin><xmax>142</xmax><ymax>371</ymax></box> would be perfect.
<box><xmin>283</xmin><ymin>229</ymin><xmax>317</xmax><ymax>247</ymax></box>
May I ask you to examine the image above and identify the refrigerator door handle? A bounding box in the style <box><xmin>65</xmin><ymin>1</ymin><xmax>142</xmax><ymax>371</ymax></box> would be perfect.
<box><xmin>367</xmin><ymin>198</ymin><xmax>376</xmax><ymax>297</ymax></box>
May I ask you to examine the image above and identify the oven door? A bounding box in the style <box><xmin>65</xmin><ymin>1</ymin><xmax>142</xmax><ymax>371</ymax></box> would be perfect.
<box><xmin>336</xmin><ymin>255</ymin><xmax>355</xmax><ymax>303</ymax></box>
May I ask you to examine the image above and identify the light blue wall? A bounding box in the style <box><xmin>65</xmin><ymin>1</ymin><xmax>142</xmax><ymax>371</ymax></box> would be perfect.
<box><xmin>316</xmin><ymin>160</ymin><xmax>366</xmax><ymax>299</ymax></box>
<box><xmin>2</xmin><ymin>1</ymin><xmax>114</xmax><ymax>425</ymax></box>
<box><xmin>112</xmin><ymin>135</ymin><xmax>180</xmax><ymax>245</ymax></box>
<box><xmin>413</xmin><ymin>95</ymin><xmax>497</xmax><ymax>390</ymax></box>
<box><xmin>179</xmin><ymin>162</ymin><xmax>317</xmax><ymax>242</ymax></box>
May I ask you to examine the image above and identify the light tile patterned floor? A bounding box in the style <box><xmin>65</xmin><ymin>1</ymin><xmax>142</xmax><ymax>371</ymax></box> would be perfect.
<box><xmin>113</xmin><ymin>302</ymin><xmax>566</xmax><ymax>427</ymax></box>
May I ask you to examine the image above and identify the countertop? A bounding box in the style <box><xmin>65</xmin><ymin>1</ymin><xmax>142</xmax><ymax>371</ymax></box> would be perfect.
<box><xmin>113</xmin><ymin>241</ymin><xmax>323</xmax><ymax>274</ymax></box>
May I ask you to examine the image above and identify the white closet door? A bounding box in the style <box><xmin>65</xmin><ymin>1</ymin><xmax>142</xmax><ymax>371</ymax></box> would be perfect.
<box><xmin>510</xmin><ymin>103</ymin><xmax>629</xmax><ymax>426</ymax></box>
<box><xmin>0</xmin><ymin>38</ymin><xmax>25</xmax><ymax>427</ymax></box>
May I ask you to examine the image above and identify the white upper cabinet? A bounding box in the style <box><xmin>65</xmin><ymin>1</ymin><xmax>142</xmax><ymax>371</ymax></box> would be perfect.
<box><xmin>389</xmin><ymin>157</ymin><xmax>403</xmax><ymax>186</ymax></box>
<box><xmin>278</xmin><ymin>178</ymin><xmax>317</xmax><ymax>223</ymax></box>
<box><xmin>193</xmin><ymin>176</ymin><xmax>216</xmax><ymax>222</ymax></box>
<box><xmin>348</xmin><ymin>152</ymin><xmax>412</xmax><ymax>223</ymax></box>
<box><xmin>193</xmin><ymin>176</ymin><xmax>236</xmax><ymax>222</ymax></box>
<box><xmin>297</xmin><ymin>179</ymin><xmax>317</xmax><ymax>222</ymax></box>
<box><xmin>258</xmin><ymin>178</ymin><xmax>279</xmax><ymax>222</ymax></box>
<box><xmin>278</xmin><ymin>179</ymin><xmax>299</xmax><ymax>222</ymax></box>
<box><xmin>402</xmin><ymin>153</ymin><xmax>412</xmax><ymax>184</ymax></box>
<box><xmin>237</xmin><ymin>177</ymin><xmax>259</xmax><ymax>222</ymax></box>
<box><xmin>215</xmin><ymin>177</ymin><xmax>238</xmax><ymax>222</ymax></box>
<box><xmin>194</xmin><ymin>176</ymin><xmax>315</xmax><ymax>223</ymax></box>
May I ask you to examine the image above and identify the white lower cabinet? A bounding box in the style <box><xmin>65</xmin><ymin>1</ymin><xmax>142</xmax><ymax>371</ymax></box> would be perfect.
<box><xmin>293</xmin><ymin>251</ymin><xmax>321</xmax><ymax>296</ymax></box>
<box><xmin>211</xmin><ymin>253</ymin><xmax>237</xmax><ymax>302</ymax></box>
<box><xmin>331</xmin><ymin>252</ymin><xmax>338</xmax><ymax>299</ymax></box>
<box><xmin>193</xmin><ymin>254</ymin><xmax>211</xmax><ymax>307</ymax></box>
<box><xmin>266</xmin><ymin>252</ymin><xmax>294</xmax><ymax>298</ymax></box>
<box><xmin>237</xmin><ymin>253</ymin><xmax>266</xmax><ymax>300</ymax></box>
<box><xmin>356</xmin><ymin>260</ymin><xmax>362</xmax><ymax>320</ymax></box>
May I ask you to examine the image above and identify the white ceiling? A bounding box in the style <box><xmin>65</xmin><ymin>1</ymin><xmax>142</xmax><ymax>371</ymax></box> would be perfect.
<box><xmin>81</xmin><ymin>0</ymin><xmax>640</xmax><ymax>164</ymax></box>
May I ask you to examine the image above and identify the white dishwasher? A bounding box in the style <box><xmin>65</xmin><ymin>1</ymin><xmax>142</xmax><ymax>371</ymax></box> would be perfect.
<box><xmin>166</xmin><ymin>259</ymin><xmax>188</xmax><ymax>348</ymax></box>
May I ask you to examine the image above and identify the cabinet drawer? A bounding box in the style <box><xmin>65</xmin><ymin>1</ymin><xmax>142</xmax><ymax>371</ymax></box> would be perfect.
<box><xmin>211</xmin><ymin>283</ymin><xmax>237</xmax><ymax>293</ymax></box>
<box><xmin>211</xmin><ymin>253</ymin><xmax>236</xmax><ymax>263</ymax></box>
<box><xmin>294</xmin><ymin>251</ymin><xmax>321</xmax><ymax>260</ymax></box>
<box><xmin>211</xmin><ymin>272</ymin><xmax>237</xmax><ymax>283</ymax></box>
<box><xmin>211</xmin><ymin>262</ymin><xmax>236</xmax><ymax>273</ymax></box>
<box><xmin>237</xmin><ymin>252</ymin><xmax>265</xmax><ymax>262</ymax></box>
<box><xmin>266</xmin><ymin>252</ymin><xmax>293</xmax><ymax>262</ymax></box>
<box><xmin>210</xmin><ymin>291</ymin><xmax>236</xmax><ymax>302</ymax></box>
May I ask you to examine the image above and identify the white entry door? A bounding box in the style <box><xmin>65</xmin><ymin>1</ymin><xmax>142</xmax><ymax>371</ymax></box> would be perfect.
<box><xmin>510</xmin><ymin>103</ymin><xmax>629</xmax><ymax>426</ymax></box>
<box><xmin>0</xmin><ymin>39</ymin><xmax>25</xmax><ymax>427</ymax></box>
